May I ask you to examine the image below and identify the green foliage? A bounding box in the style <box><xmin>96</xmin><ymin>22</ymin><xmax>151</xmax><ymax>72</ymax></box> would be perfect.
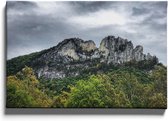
<box><xmin>50</xmin><ymin>65</ymin><xmax>166</xmax><ymax>108</ymax></box>
<box><xmin>148</xmin><ymin>93</ymin><xmax>167</xmax><ymax>108</ymax></box>
<box><xmin>52</xmin><ymin>91</ymin><xmax>69</xmax><ymax>108</ymax></box>
<box><xmin>6</xmin><ymin>47</ymin><xmax>52</xmax><ymax>76</ymax></box>
<box><xmin>7</xmin><ymin>66</ymin><xmax>52</xmax><ymax>108</ymax></box>
<box><xmin>7</xmin><ymin>52</ymin><xmax>40</xmax><ymax>76</ymax></box>
<box><xmin>106</xmin><ymin>67</ymin><xmax>167</xmax><ymax>108</ymax></box>
<box><xmin>6</xmin><ymin>58</ymin><xmax>167</xmax><ymax>108</ymax></box>
<box><xmin>124</xmin><ymin>57</ymin><xmax>158</xmax><ymax>71</ymax></box>
<box><xmin>150</xmin><ymin>65</ymin><xmax>167</xmax><ymax>96</ymax></box>
<box><xmin>59</xmin><ymin>75</ymin><xmax>131</xmax><ymax>108</ymax></box>
<box><xmin>38</xmin><ymin>76</ymin><xmax>87</xmax><ymax>97</ymax></box>
<box><xmin>7</xmin><ymin>76</ymin><xmax>35</xmax><ymax>107</ymax></box>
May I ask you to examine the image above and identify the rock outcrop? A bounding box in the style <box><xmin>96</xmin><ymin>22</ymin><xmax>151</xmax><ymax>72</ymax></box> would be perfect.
<box><xmin>99</xmin><ymin>36</ymin><xmax>147</xmax><ymax>64</ymax></box>
<box><xmin>36</xmin><ymin>38</ymin><xmax>99</xmax><ymax>63</ymax></box>
<box><xmin>32</xmin><ymin>36</ymin><xmax>157</xmax><ymax>79</ymax></box>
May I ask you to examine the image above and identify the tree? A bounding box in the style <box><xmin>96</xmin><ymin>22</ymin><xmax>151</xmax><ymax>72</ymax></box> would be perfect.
<box><xmin>16</xmin><ymin>66</ymin><xmax>39</xmax><ymax>87</ymax></box>
<box><xmin>150</xmin><ymin>65</ymin><xmax>167</xmax><ymax>96</ymax></box>
<box><xmin>65</xmin><ymin>74</ymin><xmax>131</xmax><ymax>108</ymax></box>
<box><xmin>7</xmin><ymin>76</ymin><xmax>35</xmax><ymax>107</ymax></box>
<box><xmin>52</xmin><ymin>91</ymin><xmax>69</xmax><ymax>108</ymax></box>
<box><xmin>148</xmin><ymin>93</ymin><xmax>167</xmax><ymax>108</ymax></box>
<box><xmin>6</xmin><ymin>66</ymin><xmax>52</xmax><ymax>108</ymax></box>
<box><xmin>108</xmin><ymin>69</ymin><xmax>155</xmax><ymax>108</ymax></box>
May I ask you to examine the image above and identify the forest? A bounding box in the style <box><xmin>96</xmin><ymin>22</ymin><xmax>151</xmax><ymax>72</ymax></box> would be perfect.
<box><xmin>6</xmin><ymin>61</ymin><xmax>167</xmax><ymax>108</ymax></box>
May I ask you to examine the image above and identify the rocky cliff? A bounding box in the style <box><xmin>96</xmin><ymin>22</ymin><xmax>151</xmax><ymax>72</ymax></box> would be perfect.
<box><xmin>28</xmin><ymin>36</ymin><xmax>157</xmax><ymax>79</ymax></box>
<box><xmin>99</xmin><ymin>36</ymin><xmax>148</xmax><ymax>63</ymax></box>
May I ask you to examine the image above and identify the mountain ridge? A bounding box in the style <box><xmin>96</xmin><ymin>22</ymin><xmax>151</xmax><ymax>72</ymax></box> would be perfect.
<box><xmin>7</xmin><ymin>35</ymin><xmax>158</xmax><ymax>79</ymax></box>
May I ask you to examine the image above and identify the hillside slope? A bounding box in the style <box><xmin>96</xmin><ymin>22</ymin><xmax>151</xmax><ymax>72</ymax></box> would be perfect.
<box><xmin>7</xmin><ymin>36</ymin><xmax>158</xmax><ymax>79</ymax></box>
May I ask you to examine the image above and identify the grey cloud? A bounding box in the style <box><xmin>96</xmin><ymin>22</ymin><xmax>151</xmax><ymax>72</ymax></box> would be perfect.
<box><xmin>68</xmin><ymin>1</ymin><xmax>112</xmax><ymax>14</ymax></box>
<box><xmin>7</xmin><ymin>1</ymin><xmax>37</xmax><ymax>10</ymax></box>
<box><xmin>7</xmin><ymin>1</ymin><xmax>167</xmax><ymax>65</ymax></box>
<box><xmin>7</xmin><ymin>13</ymin><xmax>75</xmax><ymax>51</ymax></box>
<box><xmin>132</xmin><ymin>7</ymin><xmax>150</xmax><ymax>16</ymax></box>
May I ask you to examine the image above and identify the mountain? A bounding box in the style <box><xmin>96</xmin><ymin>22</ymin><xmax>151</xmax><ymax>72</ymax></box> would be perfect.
<box><xmin>6</xmin><ymin>36</ymin><xmax>166</xmax><ymax>108</ymax></box>
<box><xmin>7</xmin><ymin>36</ymin><xmax>158</xmax><ymax>79</ymax></box>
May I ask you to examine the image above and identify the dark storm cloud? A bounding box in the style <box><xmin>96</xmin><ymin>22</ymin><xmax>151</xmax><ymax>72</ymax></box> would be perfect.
<box><xmin>132</xmin><ymin>7</ymin><xmax>149</xmax><ymax>16</ymax></box>
<box><xmin>131</xmin><ymin>2</ymin><xmax>166</xmax><ymax>16</ymax></box>
<box><xmin>7</xmin><ymin>1</ymin><xmax>37</xmax><ymax>10</ymax></box>
<box><xmin>7</xmin><ymin>1</ymin><xmax>167</xmax><ymax>65</ymax></box>
<box><xmin>68</xmin><ymin>1</ymin><xmax>112</xmax><ymax>14</ymax></box>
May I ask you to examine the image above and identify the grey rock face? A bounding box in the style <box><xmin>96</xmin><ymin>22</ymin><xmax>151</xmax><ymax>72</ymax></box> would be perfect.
<box><xmin>99</xmin><ymin>36</ymin><xmax>156</xmax><ymax>64</ymax></box>
<box><xmin>32</xmin><ymin>36</ymin><xmax>157</xmax><ymax>79</ymax></box>
<box><xmin>35</xmin><ymin>38</ymin><xmax>98</xmax><ymax>63</ymax></box>
<box><xmin>133</xmin><ymin>45</ymin><xmax>145</xmax><ymax>61</ymax></box>
<box><xmin>33</xmin><ymin>38</ymin><xmax>99</xmax><ymax>79</ymax></box>
<box><xmin>99</xmin><ymin>36</ymin><xmax>134</xmax><ymax>64</ymax></box>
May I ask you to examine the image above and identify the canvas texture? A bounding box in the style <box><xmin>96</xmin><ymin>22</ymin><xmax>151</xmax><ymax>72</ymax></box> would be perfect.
<box><xmin>6</xmin><ymin>1</ymin><xmax>167</xmax><ymax>109</ymax></box>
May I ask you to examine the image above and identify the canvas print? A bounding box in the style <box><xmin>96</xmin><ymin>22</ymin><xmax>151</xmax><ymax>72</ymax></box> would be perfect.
<box><xmin>6</xmin><ymin>1</ymin><xmax>167</xmax><ymax>108</ymax></box>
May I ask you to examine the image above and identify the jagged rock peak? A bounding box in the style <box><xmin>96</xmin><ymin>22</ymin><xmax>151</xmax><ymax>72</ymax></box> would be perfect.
<box><xmin>56</xmin><ymin>38</ymin><xmax>96</xmax><ymax>51</ymax></box>
<box><xmin>54</xmin><ymin>37</ymin><xmax>97</xmax><ymax>61</ymax></box>
<box><xmin>100</xmin><ymin>36</ymin><xmax>133</xmax><ymax>50</ymax></box>
<box><xmin>33</xmin><ymin>36</ymin><xmax>158</xmax><ymax>79</ymax></box>
<box><xmin>99</xmin><ymin>35</ymin><xmax>156</xmax><ymax>64</ymax></box>
<box><xmin>56</xmin><ymin>38</ymin><xmax>83</xmax><ymax>49</ymax></box>
<box><xmin>99</xmin><ymin>36</ymin><xmax>134</xmax><ymax>63</ymax></box>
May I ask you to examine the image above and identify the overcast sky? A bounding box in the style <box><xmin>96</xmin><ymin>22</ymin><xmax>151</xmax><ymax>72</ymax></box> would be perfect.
<box><xmin>7</xmin><ymin>1</ymin><xmax>167</xmax><ymax>65</ymax></box>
